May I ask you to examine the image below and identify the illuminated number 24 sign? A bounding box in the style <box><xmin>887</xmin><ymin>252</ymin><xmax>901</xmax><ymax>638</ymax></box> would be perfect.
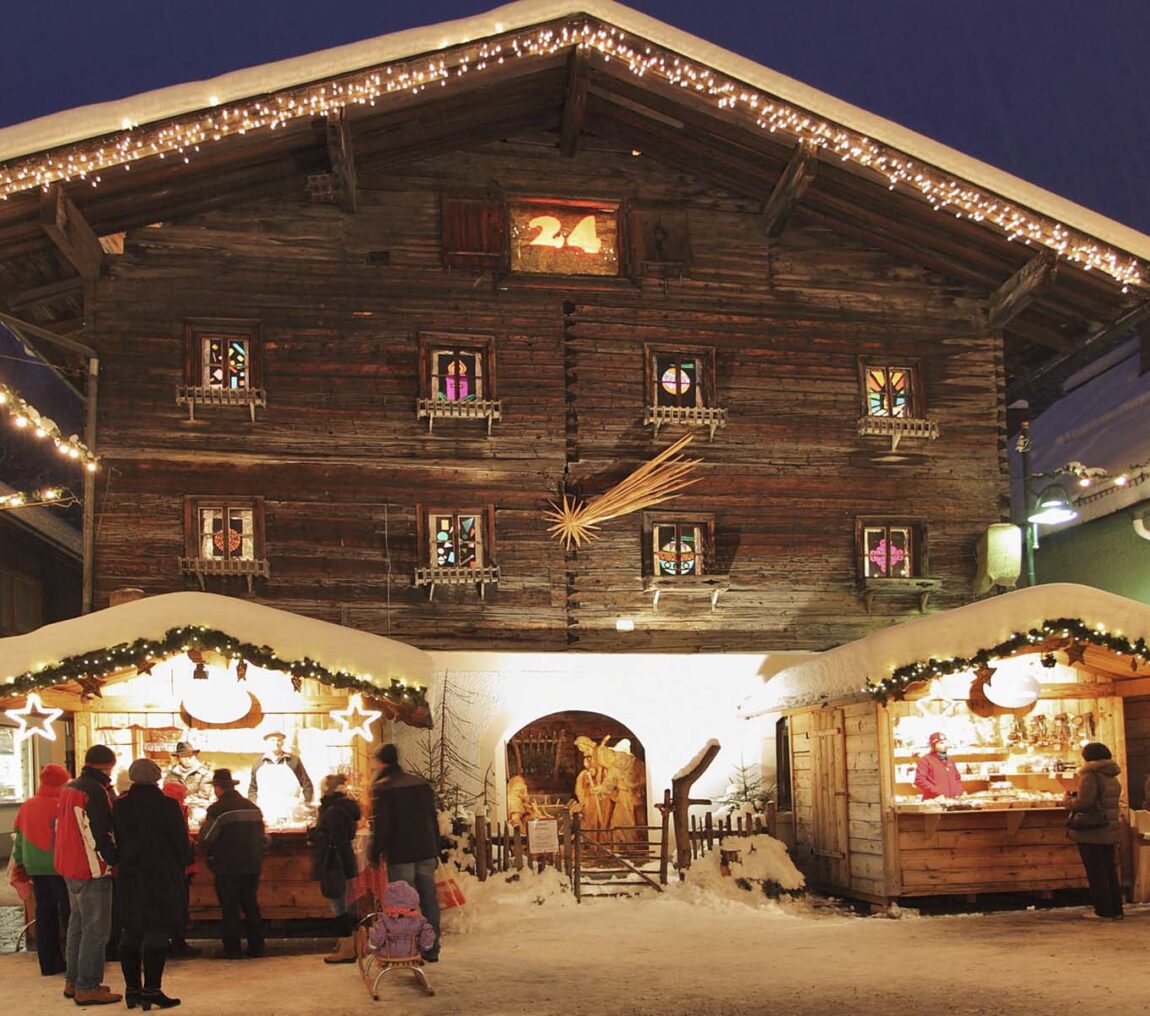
<box><xmin>509</xmin><ymin>201</ymin><xmax>619</xmax><ymax>276</ymax></box>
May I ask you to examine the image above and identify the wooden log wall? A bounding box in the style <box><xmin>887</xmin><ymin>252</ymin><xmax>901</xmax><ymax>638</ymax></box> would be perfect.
<box><xmin>88</xmin><ymin>132</ymin><xmax>1005</xmax><ymax>652</ymax></box>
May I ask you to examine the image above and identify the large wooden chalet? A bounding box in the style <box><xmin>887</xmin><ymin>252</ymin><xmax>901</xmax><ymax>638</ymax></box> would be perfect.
<box><xmin>2</xmin><ymin>0</ymin><xmax>1149</xmax><ymax>656</ymax></box>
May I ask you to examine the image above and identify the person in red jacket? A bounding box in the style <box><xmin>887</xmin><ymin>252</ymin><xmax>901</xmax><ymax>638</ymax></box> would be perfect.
<box><xmin>13</xmin><ymin>763</ymin><xmax>72</xmax><ymax>976</ymax></box>
<box><xmin>914</xmin><ymin>732</ymin><xmax>965</xmax><ymax>800</ymax></box>
<box><xmin>55</xmin><ymin>744</ymin><xmax>121</xmax><ymax>1006</ymax></box>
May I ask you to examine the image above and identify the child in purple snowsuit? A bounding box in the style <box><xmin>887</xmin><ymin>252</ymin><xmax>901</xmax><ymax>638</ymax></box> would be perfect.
<box><xmin>368</xmin><ymin>880</ymin><xmax>436</xmax><ymax>959</ymax></box>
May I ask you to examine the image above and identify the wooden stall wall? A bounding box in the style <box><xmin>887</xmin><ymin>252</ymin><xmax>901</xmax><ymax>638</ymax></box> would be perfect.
<box><xmin>87</xmin><ymin>134</ymin><xmax>1005</xmax><ymax>652</ymax></box>
<box><xmin>1125</xmin><ymin>697</ymin><xmax>1150</xmax><ymax>809</ymax></box>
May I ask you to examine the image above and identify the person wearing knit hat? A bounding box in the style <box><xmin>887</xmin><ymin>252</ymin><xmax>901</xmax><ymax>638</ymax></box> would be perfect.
<box><xmin>112</xmin><ymin>760</ymin><xmax>193</xmax><ymax>1009</ymax></box>
<box><xmin>55</xmin><ymin>745</ymin><xmax>121</xmax><ymax>1004</ymax></box>
<box><xmin>13</xmin><ymin>764</ymin><xmax>72</xmax><ymax>976</ymax></box>
<box><xmin>913</xmin><ymin>732</ymin><xmax>965</xmax><ymax>801</ymax></box>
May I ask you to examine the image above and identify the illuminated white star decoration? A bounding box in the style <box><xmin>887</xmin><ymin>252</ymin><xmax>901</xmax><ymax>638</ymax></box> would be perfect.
<box><xmin>330</xmin><ymin>693</ymin><xmax>382</xmax><ymax>742</ymax></box>
<box><xmin>5</xmin><ymin>692</ymin><xmax>64</xmax><ymax>742</ymax></box>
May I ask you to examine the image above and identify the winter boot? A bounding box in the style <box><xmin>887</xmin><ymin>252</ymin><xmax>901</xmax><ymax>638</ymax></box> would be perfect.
<box><xmin>323</xmin><ymin>937</ymin><xmax>356</xmax><ymax>964</ymax></box>
<box><xmin>72</xmin><ymin>985</ymin><xmax>123</xmax><ymax>1006</ymax></box>
<box><xmin>139</xmin><ymin>990</ymin><xmax>181</xmax><ymax>1011</ymax></box>
<box><xmin>120</xmin><ymin>940</ymin><xmax>142</xmax><ymax>1009</ymax></box>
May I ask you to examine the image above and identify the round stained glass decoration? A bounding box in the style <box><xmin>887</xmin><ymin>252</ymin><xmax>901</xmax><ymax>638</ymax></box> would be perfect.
<box><xmin>660</xmin><ymin>366</ymin><xmax>692</xmax><ymax>396</ymax></box>
<box><xmin>657</xmin><ymin>538</ymin><xmax>696</xmax><ymax>575</ymax></box>
<box><xmin>213</xmin><ymin>527</ymin><xmax>242</xmax><ymax>554</ymax></box>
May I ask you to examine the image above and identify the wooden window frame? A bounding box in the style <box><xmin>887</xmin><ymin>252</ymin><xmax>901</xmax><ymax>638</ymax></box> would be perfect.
<box><xmin>180</xmin><ymin>496</ymin><xmax>269</xmax><ymax>593</ymax></box>
<box><xmin>640</xmin><ymin>511</ymin><xmax>726</xmax><ymax>610</ymax></box>
<box><xmin>414</xmin><ymin>505</ymin><xmax>499</xmax><ymax>600</ymax></box>
<box><xmin>854</xmin><ymin>516</ymin><xmax>940</xmax><ymax>612</ymax></box>
<box><xmin>506</xmin><ymin>196</ymin><xmax>623</xmax><ymax>278</ymax></box>
<box><xmin>643</xmin><ymin>345</ymin><xmax>726</xmax><ymax>441</ymax></box>
<box><xmin>856</xmin><ymin>358</ymin><xmax>939</xmax><ymax>450</ymax></box>
<box><xmin>415</xmin><ymin>333</ymin><xmax>501</xmax><ymax>434</ymax></box>
<box><xmin>184</xmin><ymin>320</ymin><xmax>263</xmax><ymax>390</ymax></box>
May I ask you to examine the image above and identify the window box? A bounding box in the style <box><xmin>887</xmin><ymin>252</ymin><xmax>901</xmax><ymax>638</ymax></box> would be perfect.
<box><xmin>181</xmin><ymin>496</ymin><xmax>268</xmax><ymax>594</ymax></box>
<box><xmin>643</xmin><ymin>347</ymin><xmax>726</xmax><ymax>442</ymax></box>
<box><xmin>857</xmin><ymin>361</ymin><xmax>937</xmax><ymax>451</ymax></box>
<box><xmin>416</xmin><ymin>333</ymin><xmax>501</xmax><ymax>435</ymax></box>
<box><xmin>178</xmin><ymin>321</ymin><xmax>265</xmax><ymax>421</ymax></box>
<box><xmin>415</xmin><ymin>508</ymin><xmax>498</xmax><ymax>600</ymax></box>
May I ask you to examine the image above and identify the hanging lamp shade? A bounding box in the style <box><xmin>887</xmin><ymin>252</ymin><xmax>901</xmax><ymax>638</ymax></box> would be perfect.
<box><xmin>1027</xmin><ymin>483</ymin><xmax>1078</xmax><ymax>525</ymax></box>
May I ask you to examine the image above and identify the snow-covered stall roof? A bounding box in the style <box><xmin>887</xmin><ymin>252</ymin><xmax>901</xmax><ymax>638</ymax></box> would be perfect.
<box><xmin>0</xmin><ymin>591</ymin><xmax>433</xmax><ymax>695</ymax></box>
<box><xmin>744</xmin><ymin>583</ymin><xmax>1150</xmax><ymax>715</ymax></box>
<box><xmin>1</xmin><ymin>0</ymin><xmax>1149</xmax><ymax>268</ymax></box>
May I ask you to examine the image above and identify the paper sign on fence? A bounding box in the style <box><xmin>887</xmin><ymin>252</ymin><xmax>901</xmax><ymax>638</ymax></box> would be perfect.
<box><xmin>528</xmin><ymin>818</ymin><xmax>560</xmax><ymax>855</ymax></box>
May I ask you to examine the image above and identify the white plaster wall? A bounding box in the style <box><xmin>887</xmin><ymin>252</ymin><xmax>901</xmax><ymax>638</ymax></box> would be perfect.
<box><xmin>395</xmin><ymin>651</ymin><xmax>778</xmax><ymax>824</ymax></box>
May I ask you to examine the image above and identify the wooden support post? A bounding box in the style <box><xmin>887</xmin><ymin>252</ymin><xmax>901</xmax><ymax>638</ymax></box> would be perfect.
<box><xmin>704</xmin><ymin>811</ymin><xmax>714</xmax><ymax>853</ymax></box>
<box><xmin>474</xmin><ymin>815</ymin><xmax>489</xmax><ymax>882</ymax></box>
<box><xmin>987</xmin><ymin>253</ymin><xmax>1057</xmax><ymax>331</ymax></box>
<box><xmin>326</xmin><ymin>109</ymin><xmax>358</xmax><ymax>212</ymax></box>
<box><xmin>572</xmin><ymin>813</ymin><xmax>582</xmax><ymax>902</ymax></box>
<box><xmin>559</xmin><ymin>49</ymin><xmax>590</xmax><ymax>158</ymax></box>
<box><xmin>671</xmin><ymin>740</ymin><xmax>721</xmax><ymax>873</ymax></box>
<box><xmin>762</xmin><ymin>141</ymin><xmax>817</xmax><ymax>239</ymax></box>
<box><xmin>40</xmin><ymin>185</ymin><xmax>103</xmax><ymax>280</ymax></box>
<box><xmin>658</xmin><ymin>788</ymin><xmax>672</xmax><ymax>886</ymax></box>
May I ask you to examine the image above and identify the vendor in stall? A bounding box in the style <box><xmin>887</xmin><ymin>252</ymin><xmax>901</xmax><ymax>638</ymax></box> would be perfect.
<box><xmin>166</xmin><ymin>741</ymin><xmax>214</xmax><ymax>810</ymax></box>
<box><xmin>914</xmin><ymin>732</ymin><xmax>965</xmax><ymax>800</ymax></box>
<box><xmin>249</xmin><ymin>731</ymin><xmax>314</xmax><ymax>823</ymax></box>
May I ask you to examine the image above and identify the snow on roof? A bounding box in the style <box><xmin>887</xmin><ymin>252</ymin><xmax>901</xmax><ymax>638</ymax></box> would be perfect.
<box><xmin>1</xmin><ymin>0</ymin><xmax>1148</xmax><ymax>264</ymax></box>
<box><xmin>0</xmin><ymin>591</ymin><xmax>433</xmax><ymax>689</ymax></box>
<box><xmin>744</xmin><ymin>583</ymin><xmax>1150</xmax><ymax>714</ymax></box>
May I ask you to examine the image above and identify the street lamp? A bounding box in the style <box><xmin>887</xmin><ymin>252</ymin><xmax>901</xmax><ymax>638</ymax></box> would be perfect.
<box><xmin>1014</xmin><ymin>414</ymin><xmax>1080</xmax><ymax>587</ymax></box>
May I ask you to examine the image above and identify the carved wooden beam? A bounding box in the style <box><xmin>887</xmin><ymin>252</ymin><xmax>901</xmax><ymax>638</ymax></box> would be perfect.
<box><xmin>559</xmin><ymin>49</ymin><xmax>590</xmax><ymax>158</ymax></box>
<box><xmin>39</xmin><ymin>185</ymin><xmax>103</xmax><ymax>281</ymax></box>
<box><xmin>325</xmin><ymin>108</ymin><xmax>358</xmax><ymax>212</ymax></box>
<box><xmin>987</xmin><ymin>253</ymin><xmax>1057</xmax><ymax>331</ymax></box>
<box><xmin>670</xmin><ymin>739</ymin><xmax>720</xmax><ymax>873</ymax></box>
<box><xmin>762</xmin><ymin>142</ymin><xmax>817</xmax><ymax>238</ymax></box>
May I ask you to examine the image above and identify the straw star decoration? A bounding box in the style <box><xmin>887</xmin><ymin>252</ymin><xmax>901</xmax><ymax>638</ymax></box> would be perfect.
<box><xmin>545</xmin><ymin>433</ymin><xmax>702</xmax><ymax>549</ymax></box>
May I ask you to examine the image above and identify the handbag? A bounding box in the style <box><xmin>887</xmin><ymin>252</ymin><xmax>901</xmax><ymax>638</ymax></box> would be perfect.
<box><xmin>318</xmin><ymin>841</ymin><xmax>348</xmax><ymax>899</ymax></box>
<box><xmin>1066</xmin><ymin>775</ymin><xmax>1109</xmax><ymax>831</ymax></box>
<box><xmin>434</xmin><ymin>864</ymin><xmax>466</xmax><ymax>910</ymax></box>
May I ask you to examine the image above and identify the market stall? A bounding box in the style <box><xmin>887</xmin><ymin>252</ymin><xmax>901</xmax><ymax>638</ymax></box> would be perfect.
<box><xmin>1</xmin><ymin>591</ymin><xmax>433</xmax><ymax>920</ymax></box>
<box><xmin>750</xmin><ymin>583</ymin><xmax>1150</xmax><ymax>905</ymax></box>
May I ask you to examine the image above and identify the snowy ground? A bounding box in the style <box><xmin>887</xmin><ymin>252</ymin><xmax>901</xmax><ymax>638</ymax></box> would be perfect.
<box><xmin>3</xmin><ymin>852</ymin><xmax>1147</xmax><ymax>1016</ymax></box>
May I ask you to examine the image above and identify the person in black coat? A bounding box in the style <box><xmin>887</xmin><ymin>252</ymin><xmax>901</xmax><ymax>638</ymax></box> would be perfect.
<box><xmin>112</xmin><ymin>759</ymin><xmax>192</xmax><ymax>1010</ymax></box>
<box><xmin>369</xmin><ymin>744</ymin><xmax>442</xmax><ymax>961</ymax></box>
<box><xmin>310</xmin><ymin>773</ymin><xmax>361</xmax><ymax>964</ymax></box>
<box><xmin>199</xmin><ymin>769</ymin><xmax>267</xmax><ymax>960</ymax></box>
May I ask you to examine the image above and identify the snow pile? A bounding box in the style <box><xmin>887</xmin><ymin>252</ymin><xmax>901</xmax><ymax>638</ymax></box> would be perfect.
<box><xmin>746</xmin><ymin>583</ymin><xmax>1150</xmax><ymax>713</ymax></box>
<box><xmin>442</xmin><ymin>867</ymin><xmax>577</xmax><ymax>936</ymax></box>
<box><xmin>0</xmin><ymin>591</ymin><xmax>433</xmax><ymax>689</ymax></box>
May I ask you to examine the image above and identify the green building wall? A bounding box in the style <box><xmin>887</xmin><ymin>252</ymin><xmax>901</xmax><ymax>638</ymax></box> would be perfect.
<box><xmin>1034</xmin><ymin>502</ymin><xmax>1150</xmax><ymax>603</ymax></box>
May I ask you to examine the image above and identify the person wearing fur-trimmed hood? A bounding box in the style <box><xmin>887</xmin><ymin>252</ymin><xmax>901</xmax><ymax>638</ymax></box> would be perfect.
<box><xmin>1064</xmin><ymin>741</ymin><xmax>1124</xmax><ymax>920</ymax></box>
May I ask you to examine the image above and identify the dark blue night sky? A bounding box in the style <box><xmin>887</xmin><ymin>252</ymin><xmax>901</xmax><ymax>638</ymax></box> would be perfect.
<box><xmin>1</xmin><ymin>0</ymin><xmax>1148</xmax><ymax>235</ymax></box>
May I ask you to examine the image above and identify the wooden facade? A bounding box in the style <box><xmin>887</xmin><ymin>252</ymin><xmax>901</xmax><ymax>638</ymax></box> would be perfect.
<box><xmin>80</xmin><ymin>136</ymin><xmax>1005</xmax><ymax>652</ymax></box>
<box><xmin>785</xmin><ymin>646</ymin><xmax>1146</xmax><ymax>904</ymax></box>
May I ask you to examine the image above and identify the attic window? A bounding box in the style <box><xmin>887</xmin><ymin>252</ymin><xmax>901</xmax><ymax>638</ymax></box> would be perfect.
<box><xmin>508</xmin><ymin>199</ymin><xmax>619</xmax><ymax>276</ymax></box>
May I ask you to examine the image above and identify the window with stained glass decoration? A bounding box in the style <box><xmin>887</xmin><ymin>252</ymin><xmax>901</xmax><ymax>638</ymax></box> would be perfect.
<box><xmin>654</xmin><ymin>353</ymin><xmax>704</xmax><ymax>409</ymax></box>
<box><xmin>652</xmin><ymin>522</ymin><xmax>704</xmax><ymax>577</ymax></box>
<box><xmin>864</xmin><ymin>365</ymin><xmax>915</xmax><ymax>418</ymax></box>
<box><xmin>508</xmin><ymin>200</ymin><xmax>619</xmax><ymax>276</ymax></box>
<box><xmin>432</xmin><ymin>348</ymin><xmax>483</xmax><ymax>402</ymax></box>
<box><xmin>430</xmin><ymin>513</ymin><xmax>483</xmax><ymax>569</ymax></box>
<box><xmin>198</xmin><ymin>506</ymin><xmax>255</xmax><ymax>561</ymax></box>
<box><xmin>862</xmin><ymin>524</ymin><xmax>915</xmax><ymax>578</ymax></box>
<box><xmin>201</xmin><ymin>335</ymin><xmax>250</xmax><ymax>390</ymax></box>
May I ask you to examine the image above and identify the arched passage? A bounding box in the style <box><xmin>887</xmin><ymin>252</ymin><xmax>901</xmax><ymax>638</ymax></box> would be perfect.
<box><xmin>504</xmin><ymin>709</ymin><xmax>647</xmax><ymax>837</ymax></box>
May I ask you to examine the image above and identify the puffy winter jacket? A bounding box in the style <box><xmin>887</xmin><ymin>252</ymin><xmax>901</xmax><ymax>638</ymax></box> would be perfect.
<box><xmin>13</xmin><ymin>781</ymin><xmax>64</xmax><ymax>876</ymax></box>
<box><xmin>54</xmin><ymin>767</ymin><xmax>119</xmax><ymax>880</ymax></box>
<box><xmin>367</xmin><ymin>880</ymin><xmax>436</xmax><ymax>958</ymax></box>
<box><xmin>370</xmin><ymin>766</ymin><xmax>439</xmax><ymax>865</ymax></box>
<box><xmin>199</xmin><ymin>789</ymin><xmax>267</xmax><ymax>874</ymax></box>
<box><xmin>1066</xmin><ymin>759</ymin><xmax>1123</xmax><ymax>845</ymax></box>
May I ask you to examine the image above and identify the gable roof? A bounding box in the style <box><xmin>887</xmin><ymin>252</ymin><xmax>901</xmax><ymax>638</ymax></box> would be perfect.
<box><xmin>2</xmin><ymin>0</ymin><xmax>1147</xmax><ymax>408</ymax></box>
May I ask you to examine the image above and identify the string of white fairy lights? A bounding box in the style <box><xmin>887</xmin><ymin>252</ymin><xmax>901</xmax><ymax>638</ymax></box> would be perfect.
<box><xmin>0</xmin><ymin>379</ymin><xmax>98</xmax><ymax>470</ymax></box>
<box><xmin>0</xmin><ymin>17</ymin><xmax>1143</xmax><ymax>292</ymax></box>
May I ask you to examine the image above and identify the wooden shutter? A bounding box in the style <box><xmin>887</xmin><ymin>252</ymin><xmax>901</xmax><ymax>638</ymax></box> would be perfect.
<box><xmin>628</xmin><ymin>205</ymin><xmax>691</xmax><ymax>275</ymax></box>
<box><xmin>441</xmin><ymin>194</ymin><xmax>506</xmax><ymax>269</ymax></box>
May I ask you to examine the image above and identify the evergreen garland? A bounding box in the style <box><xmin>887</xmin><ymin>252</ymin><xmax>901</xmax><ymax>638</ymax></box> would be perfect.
<box><xmin>1</xmin><ymin>624</ymin><xmax>428</xmax><ymax>716</ymax></box>
<box><xmin>865</xmin><ymin>617</ymin><xmax>1149</xmax><ymax>702</ymax></box>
